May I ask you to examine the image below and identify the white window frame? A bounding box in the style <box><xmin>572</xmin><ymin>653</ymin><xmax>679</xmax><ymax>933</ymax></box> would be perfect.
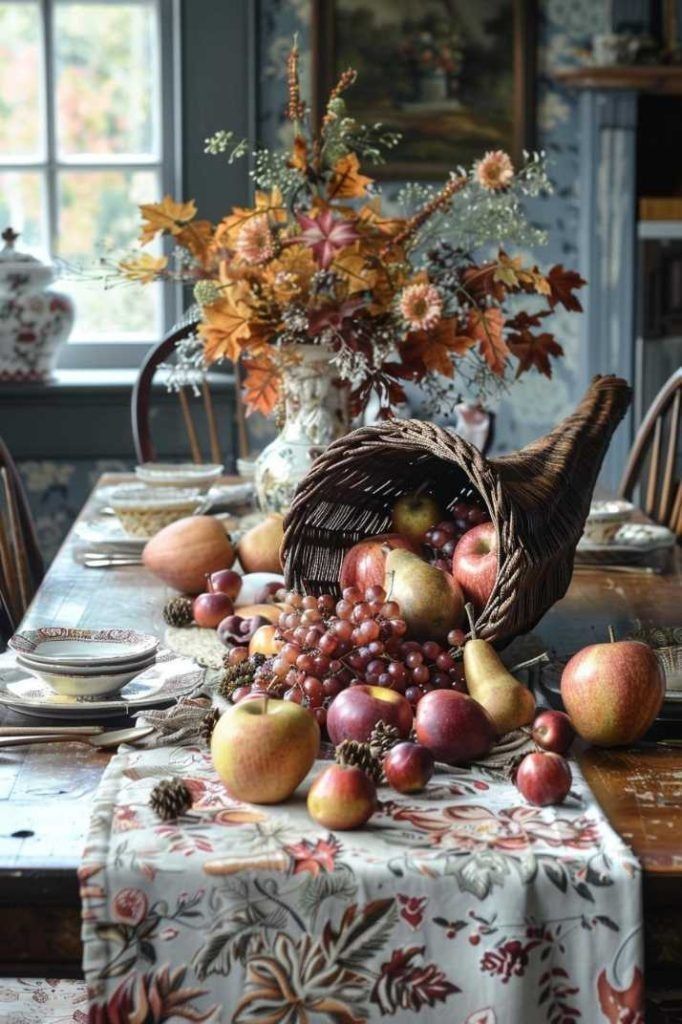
<box><xmin>1</xmin><ymin>0</ymin><xmax>182</xmax><ymax>370</ymax></box>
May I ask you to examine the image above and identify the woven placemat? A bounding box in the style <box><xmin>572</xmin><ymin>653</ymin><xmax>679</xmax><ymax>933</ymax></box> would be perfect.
<box><xmin>164</xmin><ymin>625</ymin><xmax>225</xmax><ymax>669</ymax></box>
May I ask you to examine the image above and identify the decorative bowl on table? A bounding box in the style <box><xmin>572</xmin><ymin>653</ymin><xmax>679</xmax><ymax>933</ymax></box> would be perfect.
<box><xmin>135</xmin><ymin>462</ymin><xmax>223</xmax><ymax>489</ymax></box>
<box><xmin>582</xmin><ymin>499</ymin><xmax>634</xmax><ymax>544</ymax></box>
<box><xmin>109</xmin><ymin>485</ymin><xmax>204</xmax><ymax>538</ymax></box>
<box><xmin>8</xmin><ymin>626</ymin><xmax>159</xmax><ymax>697</ymax></box>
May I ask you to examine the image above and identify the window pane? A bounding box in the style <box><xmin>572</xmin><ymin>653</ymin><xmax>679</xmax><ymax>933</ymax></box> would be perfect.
<box><xmin>0</xmin><ymin>3</ymin><xmax>44</xmax><ymax>158</ymax></box>
<box><xmin>57</xmin><ymin>168</ymin><xmax>160</xmax><ymax>340</ymax></box>
<box><xmin>0</xmin><ymin>171</ymin><xmax>47</xmax><ymax>255</ymax></box>
<box><xmin>55</xmin><ymin>2</ymin><xmax>158</xmax><ymax>158</ymax></box>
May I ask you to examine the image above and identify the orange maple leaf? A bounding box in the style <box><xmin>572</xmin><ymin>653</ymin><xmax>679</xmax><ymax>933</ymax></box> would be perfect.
<box><xmin>213</xmin><ymin>188</ymin><xmax>286</xmax><ymax>250</ymax></box>
<box><xmin>468</xmin><ymin>307</ymin><xmax>509</xmax><ymax>376</ymax></box>
<box><xmin>289</xmin><ymin>134</ymin><xmax>309</xmax><ymax>172</ymax></box>
<box><xmin>327</xmin><ymin>153</ymin><xmax>373</xmax><ymax>199</ymax></box>
<box><xmin>139</xmin><ymin>196</ymin><xmax>197</xmax><ymax>245</ymax></box>
<box><xmin>403</xmin><ymin>319</ymin><xmax>475</xmax><ymax>378</ymax></box>
<box><xmin>199</xmin><ymin>291</ymin><xmax>253</xmax><ymax>363</ymax></box>
<box><xmin>175</xmin><ymin>219</ymin><xmax>214</xmax><ymax>262</ymax></box>
<box><xmin>241</xmin><ymin>356</ymin><xmax>281</xmax><ymax>417</ymax></box>
<box><xmin>331</xmin><ymin>244</ymin><xmax>376</xmax><ymax>295</ymax></box>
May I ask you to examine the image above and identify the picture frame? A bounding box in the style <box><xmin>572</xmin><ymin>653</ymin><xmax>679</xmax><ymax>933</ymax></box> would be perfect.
<box><xmin>312</xmin><ymin>0</ymin><xmax>536</xmax><ymax>180</ymax></box>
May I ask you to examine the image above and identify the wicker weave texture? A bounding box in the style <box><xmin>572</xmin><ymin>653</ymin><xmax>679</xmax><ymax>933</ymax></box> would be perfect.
<box><xmin>282</xmin><ymin>375</ymin><xmax>632</xmax><ymax>645</ymax></box>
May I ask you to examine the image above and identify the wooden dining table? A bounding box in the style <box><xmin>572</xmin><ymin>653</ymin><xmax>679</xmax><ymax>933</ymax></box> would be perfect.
<box><xmin>0</xmin><ymin>475</ymin><xmax>680</xmax><ymax>990</ymax></box>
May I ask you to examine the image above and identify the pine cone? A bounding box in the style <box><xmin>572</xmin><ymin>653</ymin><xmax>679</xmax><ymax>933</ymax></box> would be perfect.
<box><xmin>149</xmin><ymin>777</ymin><xmax>192</xmax><ymax>820</ymax></box>
<box><xmin>199</xmin><ymin>707</ymin><xmax>221</xmax><ymax>744</ymax></box>
<box><xmin>368</xmin><ymin>720</ymin><xmax>401</xmax><ymax>761</ymax></box>
<box><xmin>335</xmin><ymin>739</ymin><xmax>382</xmax><ymax>784</ymax></box>
<box><xmin>216</xmin><ymin>654</ymin><xmax>266</xmax><ymax>700</ymax></box>
<box><xmin>163</xmin><ymin>596</ymin><xmax>194</xmax><ymax>627</ymax></box>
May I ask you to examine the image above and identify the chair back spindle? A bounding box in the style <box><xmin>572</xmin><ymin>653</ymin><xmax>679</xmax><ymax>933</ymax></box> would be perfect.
<box><xmin>619</xmin><ymin>368</ymin><xmax>682</xmax><ymax>537</ymax></box>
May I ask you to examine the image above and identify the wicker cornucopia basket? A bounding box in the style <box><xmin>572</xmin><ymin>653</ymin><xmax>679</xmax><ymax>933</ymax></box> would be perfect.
<box><xmin>282</xmin><ymin>375</ymin><xmax>632</xmax><ymax>646</ymax></box>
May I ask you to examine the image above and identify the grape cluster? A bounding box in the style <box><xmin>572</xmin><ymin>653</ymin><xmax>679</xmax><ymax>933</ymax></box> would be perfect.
<box><xmin>223</xmin><ymin>585</ymin><xmax>467</xmax><ymax>728</ymax></box>
<box><xmin>424</xmin><ymin>501</ymin><xmax>490</xmax><ymax>571</ymax></box>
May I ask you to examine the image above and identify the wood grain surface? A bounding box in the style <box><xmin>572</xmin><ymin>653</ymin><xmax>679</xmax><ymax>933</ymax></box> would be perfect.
<box><xmin>1</xmin><ymin>474</ymin><xmax>680</xmax><ymax>975</ymax></box>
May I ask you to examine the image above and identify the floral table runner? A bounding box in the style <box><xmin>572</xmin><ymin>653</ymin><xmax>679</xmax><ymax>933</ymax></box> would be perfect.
<box><xmin>80</xmin><ymin>745</ymin><xmax>643</xmax><ymax>1023</ymax></box>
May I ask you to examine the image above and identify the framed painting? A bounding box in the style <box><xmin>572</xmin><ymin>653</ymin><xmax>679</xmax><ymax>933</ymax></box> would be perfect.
<box><xmin>312</xmin><ymin>0</ymin><xmax>536</xmax><ymax>179</ymax></box>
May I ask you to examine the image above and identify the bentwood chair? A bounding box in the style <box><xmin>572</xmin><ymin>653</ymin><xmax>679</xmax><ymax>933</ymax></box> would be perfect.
<box><xmin>0</xmin><ymin>437</ymin><xmax>44</xmax><ymax>634</ymax></box>
<box><xmin>131</xmin><ymin>314</ymin><xmax>249</xmax><ymax>467</ymax></box>
<box><xmin>618</xmin><ymin>367</ymin><xmax>682</xmax><ymax>538</ymax></box>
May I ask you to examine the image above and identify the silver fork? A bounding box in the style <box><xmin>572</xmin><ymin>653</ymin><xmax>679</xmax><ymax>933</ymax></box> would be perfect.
<box><xmin>0</xmin><ymin>725</ymin><xmax>154</xmax><ymax>748</ymax></box>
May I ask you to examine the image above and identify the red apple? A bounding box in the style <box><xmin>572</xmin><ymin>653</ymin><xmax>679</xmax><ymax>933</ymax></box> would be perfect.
<box><xmin>193</xmin><ymin>591</ymin><xmax>234</xmax><ymax>628</ymax></box>
<box><xmin>384</xmin><ymin>742</ymin><xmax>434</xmax><ymax>793</ymax></box>
<box><xmin>532</xmin><ymin>710</ymin><xmax>575</xmax><ymax>755</ymax></box>
<box><xmin>392</xmin><ymin>492</ymin><xmax>443</xmax><ymax>545</ymax></box>
<box><xmin>208</xmin><ymin>569</ymin><xmax>242</xmax><ymax>601</ymax></box>
<box><xmin>211</xmin><ymin>695</ymin><xmax>320</xmax><ymax>803</ymax></box>
<box><xmin>515</xmin><ymin>751</ymin><xmax>572</xmax><ymax>806</ymax></box>
<box><xmin>326</xmin><ymin>684</ymin><xmax>413</xmax><ymax>746</ymax></box>
<box><xmin>451</xmin><ymin>522</ymin><xmax>498</xmax><ymax>611</ymax></box>
<box><xmin>339</xmin><ymin>533</ymin><xmax>417</xmax><ymax>592</ymax></box>
<box><xmin>560</xmin><ymin>640</ymin><xmax>665</xmax><ymax>747</ymax></box>
<box><xmin>307</xmin><ymin>763</ymin><xmax>376</xmax><ymax>830</ymax></box>
<box><xmin>415</xmin><ymin>690</ymin><xmax>495</xmax><ymax>764</ymax></box>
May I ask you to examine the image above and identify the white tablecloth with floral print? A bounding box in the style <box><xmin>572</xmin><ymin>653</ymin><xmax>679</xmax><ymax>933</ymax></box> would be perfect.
<box><xmin>79</xmin><ymin>745</ymin><xmax>644</xmax><ymax>1023</ymax></box>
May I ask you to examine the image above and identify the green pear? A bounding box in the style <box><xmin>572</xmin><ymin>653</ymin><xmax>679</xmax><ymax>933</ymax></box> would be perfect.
<box><xmin>384</xmin><ymin>548</ymin><xmax>464</xmax><ymax>643</ymax></box>
<box><xmin>463</xmin><ymin>615</ymin><xmax>536</xmax><ymax>736</ymax></box>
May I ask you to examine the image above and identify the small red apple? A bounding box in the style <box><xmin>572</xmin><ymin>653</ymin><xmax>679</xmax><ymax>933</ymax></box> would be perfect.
<box><xmin>307</xmin><ymin>764</ymin><xmax>376</xmax><ymax>829</ymax></box>
<box><xmin>532</xmin><ymin>710</ymin><xmax>575</xmax><ymax>755</ymax></box>
<box><xmin>391</xmin><ymin>492</ymin><xmax>443</xmax><ymax>545</ymax></box>
<box><xmin>515</xmin><ymin>751</ymin><xmax>572</xmax><ymax>806</ymax></box>
<box><xmin>451</xmin><ymin>522</ymin><xmax>498</xmax><ymax>611</ymax></box>
<box><xmin>327</xmin><ymin>684</ymin><xmax>413</xmax><ymax>745</ymax></box>
<box><xmin>415</xmin><ymin>689</ymin><xmax>495</xmax><ymax>764</ymax></box>
<box><xmin>193</xmin><ymin>590</ymin><xmax>234</xmax><ymax>628</ymax></box>
<box><xmin>339</xmin><ymin>533</ymin><xmax>417</xmax><ymax>592</ymax></box>
<box><xmin>384</xmin><ymin>742</ymin><xmax>434</xmax><ymax>793</ymax></box>
<box><xmin>560</xmin><ymin>639</ymin><xmax>665</xmax><ymax>746</ymax></box>
<box><xmin>208</xmin><ymin>569</ymin><xmax>242</xmax><ymax>601</ymax></box>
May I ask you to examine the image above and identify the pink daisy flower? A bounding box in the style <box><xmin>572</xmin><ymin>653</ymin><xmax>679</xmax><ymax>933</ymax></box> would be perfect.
<box><xmin>234</xmin><ymin>215</ymin><xmax>275</xmax><ymax>264</ymax></box>
<box><xmin>400</xmin><ymin>282</ymin><xmax>443</xmax><ymax>331</ymax></box>
<box><xmin>296</xmin><ymin>209</ymin><xmax>359</xmax><ymax>267</ymax></box>
<box><xmin>474</xmin><ymin>150</ymin><xmax>514</xmax><ymax>191</ymax></box>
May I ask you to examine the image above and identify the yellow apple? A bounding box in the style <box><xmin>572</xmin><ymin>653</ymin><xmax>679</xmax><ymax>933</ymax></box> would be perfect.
<box><xmin>211</xmin><ymin>695</ymin><xmax>319</xmax><ymax>804</ymax></box>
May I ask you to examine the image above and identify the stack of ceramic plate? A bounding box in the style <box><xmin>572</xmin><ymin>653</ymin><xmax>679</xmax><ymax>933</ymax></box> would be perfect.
<box><xmin>8</xmin><ymin>627</ymin><xmax>159</xmax><ymax>698</ymax></box>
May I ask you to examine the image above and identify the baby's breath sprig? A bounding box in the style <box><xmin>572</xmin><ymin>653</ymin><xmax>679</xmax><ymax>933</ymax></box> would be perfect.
<box><xmin>203</xmin><ymin>129</ymin><xmax>248</xmax><ymax>163</ymax></box>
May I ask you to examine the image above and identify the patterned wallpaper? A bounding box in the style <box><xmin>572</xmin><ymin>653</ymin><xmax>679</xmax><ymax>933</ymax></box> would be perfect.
<box><xmin>20</xmin><ymin>1</ymin><xmax>605</xmax><ymax>564</ymax></box>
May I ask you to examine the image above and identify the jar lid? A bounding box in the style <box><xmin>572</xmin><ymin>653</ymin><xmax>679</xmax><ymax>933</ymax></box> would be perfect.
<box><xmin>0</xmin><ymin>227</ymin><xmax>43</xmax><ymax>266</ymax></box>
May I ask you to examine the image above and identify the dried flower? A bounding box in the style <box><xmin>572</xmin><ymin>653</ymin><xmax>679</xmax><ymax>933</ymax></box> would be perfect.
<box><xmin>296</xmin><ymin>209</ymin><xmax>359</xmax><ymax>268</ymax></box>
<box><xmin>235</xmin><ymin>215</ymin><xmax>275</xmax><ymax>264</ymax></box>
<box><xmin>286</xmin><ymin>39</ymin><xmax>306</xmax><ymax>122</ymax></box>
<box><xmin>474</xmin><ymin>150</ymin><xmax>514</xmax><ymax>191</ymax></box>
<box><xmin>399</xmin><ymin>282</ymin><xmax>443</xmax><ymax>331</ymax></box>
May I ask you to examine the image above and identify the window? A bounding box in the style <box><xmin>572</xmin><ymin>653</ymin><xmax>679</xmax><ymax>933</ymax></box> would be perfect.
<box><xmin>0</xmin><ymin>0</ymin><xmax>180</xmax><ymax>367</ymax></box>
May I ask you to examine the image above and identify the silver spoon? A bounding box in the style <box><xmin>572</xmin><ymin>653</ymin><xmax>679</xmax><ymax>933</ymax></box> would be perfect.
<box><xmin>0</xmin><ymin>725</ymin><xmax>154</xmax><ymax>749</ymax></box>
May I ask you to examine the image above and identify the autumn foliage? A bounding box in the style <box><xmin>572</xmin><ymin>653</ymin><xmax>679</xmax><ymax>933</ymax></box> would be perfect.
<box><xmin>120</xmin><ymin>45</ymin><xmax>585</xmax><ymax>418</ymax></box>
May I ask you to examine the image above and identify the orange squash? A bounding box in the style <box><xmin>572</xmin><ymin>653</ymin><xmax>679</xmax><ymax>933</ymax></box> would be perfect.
<box><xmin>142</xmin><ymin>516</ymin><xmax>235</xmax><ymax>594</ymax></box>
<box><xmin>237</xmin><ymin>603</ymin><xmax>285</xmax><ymax>624</ymax></box>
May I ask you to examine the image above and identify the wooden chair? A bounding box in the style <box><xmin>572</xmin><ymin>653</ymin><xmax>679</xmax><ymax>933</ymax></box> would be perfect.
<box><xmin>618</xmin><ymin>367</ymin><xmax>682</xmax><ymax>537</ymax></box>
<box><xmin>131</xmin><ymin>314</ymin><xmax>249</xmax><ymax>466</ymax></box>
<box><xmin>0</xmin><ymin>437</ymin><xmax>44</xmax><ymax>633</ymax></box>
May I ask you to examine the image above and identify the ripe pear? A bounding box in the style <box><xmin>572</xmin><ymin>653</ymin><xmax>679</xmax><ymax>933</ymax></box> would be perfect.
<box><xmin>384</xmin><ymin>548</ymin><xmax>464</xmax><ymax>643</ymax></box>
<box><xmin>237</xmin><ymin>514</ymin><xmax>284</xmax><ymax>574</ymax></box>
<box><xmin>463</xmin><ymin>608</ymin><xmax>535</xmax><ymax>737</ymax></box>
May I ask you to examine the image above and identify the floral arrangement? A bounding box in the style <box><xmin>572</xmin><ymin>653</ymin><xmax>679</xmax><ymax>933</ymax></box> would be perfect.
<box><xmin>119</xmin><ymin>42</ymin><xmax>585</xmax><ymax>419</ymax></box>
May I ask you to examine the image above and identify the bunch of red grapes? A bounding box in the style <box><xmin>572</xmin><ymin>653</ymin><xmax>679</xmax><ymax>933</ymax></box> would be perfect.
<box><xmin>225</xmin><ymin>584</ymin><xmax>467</xmax><ymax>728</ymax></box>
<box><xmin>424</xmin><ymin>499</ymin><xmax>490</xmax><ymax>571</ymax></box>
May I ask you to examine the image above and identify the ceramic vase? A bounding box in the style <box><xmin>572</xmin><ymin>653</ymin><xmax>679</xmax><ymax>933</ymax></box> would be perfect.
<box><xmin>0</xmin><ymin>228</ymin><xmax>74</xmax><ymax>382</ymax></box>
<box><xmin>254</xmin><ymin>345</ymin><xmax>348</xmax><ymax>513</ymax></box>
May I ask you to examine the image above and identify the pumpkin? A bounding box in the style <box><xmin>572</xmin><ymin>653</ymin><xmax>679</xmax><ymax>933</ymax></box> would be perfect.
<box><xmin>142</xmin><ymin>516</ymin><xmax>235</xmax><ymax>594</ymax></box>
